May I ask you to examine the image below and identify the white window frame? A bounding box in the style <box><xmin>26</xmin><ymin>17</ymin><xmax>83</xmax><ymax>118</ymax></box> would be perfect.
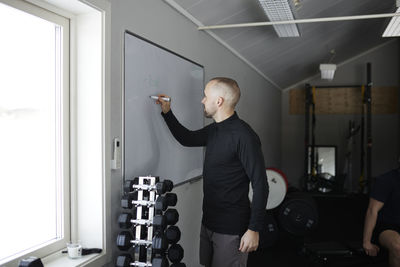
<box><xmin>0</xmin><ymin>0</ymin><xmax>112</xmax><ymax>266</ymax></box>
<box><xmin>0</xmin><ymin>0</ymin><xmax>70</xmax><ymax>265</ymax></box>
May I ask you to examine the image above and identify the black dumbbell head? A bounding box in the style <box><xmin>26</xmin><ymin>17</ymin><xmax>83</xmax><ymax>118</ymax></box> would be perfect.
<box><xmin>123</xmin><ymin>178</ymin><xmax>138</xmax><ymax>194</ymax></box>
<box><xmin>163</xmin><ymin>180</ymin><xmax>174</xmax><ymax>192</ymax></box>
<box><xmin>167</xmin><ymin>244</ymin><xmax>184</xmax><ymax>263</ymax></box>
<box><xmin>165</xmin><ymin>209</ymin><xmax>179</xmax><ymax>225</ymax></box>
<box><xmin>121</xmin><ymin>192</ymin><xmax>137</xmax><ymax>209</ymax></box>
<box><xmin>153</xmin><ymin>214</ymin><xmax>167</xmax><ymax>231</ymax></box>
<box><xmin>121</xmin><ymin>195</ymin><xmax>132</xmax><ymax>209</ymax></box>
<box><xmin>116</xmin><ymin>231</ymin><xmax>132</xmax><ymax>251</ymax></box>
<box><xmin>156</xmin><ymin>182</ymin><xmax>167</xmax><ymax>195</ymax></box>
<box><xmin>116</xmin><ymin>254</ymin><xmax>132</xmax><ymax>267</ymax></box>
<box><xmin>155</xmin><ymin>196</ymin><xmax>167</xmax><ymax>211</ymax></box>
<box><xmin>165</xmin><ymin>225</ymin><xmax>181</xmax><ymax>244</ymax></box>
<box><xmin>152</xmin><ymin>233</ymin><xmax>168</xmax><ymax>252</ymax></box>
<box><xmin>118</xmin><ymin>213</ymin><xmax>133</xmax><ymax>229</ymax></box>
<box><xmin>152</xmin><ymin>256</ymin><xmax>169</xmax><ymax>267</ymax></box>
<box><xmin>155</xmin><ymin>180</ymin><xmax>174</xmax><ymax>195</ymax></box>
<box><xmin>171</xmin><ymin>263</ymin><xmax>186</xmax><ymax>267</ymax></box>
<box><xmin>165</xmin><ymin>193</ymin><xmax>177</xmax><ymax>207</ymax></box>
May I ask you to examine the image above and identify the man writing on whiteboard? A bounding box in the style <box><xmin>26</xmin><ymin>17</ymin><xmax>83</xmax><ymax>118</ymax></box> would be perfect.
<box><xmin>156</xmin><ymin>77</ymin><xmax>268</xmax><ymax>267</ymax></box>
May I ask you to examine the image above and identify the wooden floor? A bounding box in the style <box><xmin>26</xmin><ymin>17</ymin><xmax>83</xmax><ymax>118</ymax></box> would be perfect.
<box><xmin>247</xmin><ymin>193</ymin><xmax>389</xmax><ymax>267</ymax></box>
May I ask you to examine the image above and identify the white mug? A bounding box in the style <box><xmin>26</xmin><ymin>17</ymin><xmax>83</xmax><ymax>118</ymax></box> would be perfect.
<box><xmin>67</xmin><ymin>242</ymin><xmax>82</xmax><ymax>259</ymax></box>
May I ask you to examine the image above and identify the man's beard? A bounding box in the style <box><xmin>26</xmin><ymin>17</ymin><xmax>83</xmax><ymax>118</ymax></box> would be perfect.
<box><xmin>204</xmin><ymin>108</ymin><xmax>212</xmax><ymax>119</ymax></box>
<box><xmin>203</xmin><ymin>110</ymin><xmax>212</xmax><ymax>118</ymax></box>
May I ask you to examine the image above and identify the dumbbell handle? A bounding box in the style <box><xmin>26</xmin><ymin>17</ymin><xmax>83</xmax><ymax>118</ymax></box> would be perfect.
<box><xmin>129</xmin><ymin>260</ymin><xmax>152</xmax><ymax>267</ymax></box>
<box><xmin>130</xmin><ymin>237</ymin><xmax>167</xmax><ymax>248</ymax></box>
<box><xmin>131</xmin><ymin>219</ymin><xmax>155</xmax><ymax>227</ymax></box>
<box><xmin>131</xmin><ymin>184</ymin><xmax>157</xmax><ymax>191</ymax></box>
<box><xmin>131</xmin><ymin>200</ymin><xmax>155</xmax><ymax>207</ymax></box>
<box><xmin>130</xmin><ymin>239</ymin><xmax>152</xmax><ymax>247</ymax></box>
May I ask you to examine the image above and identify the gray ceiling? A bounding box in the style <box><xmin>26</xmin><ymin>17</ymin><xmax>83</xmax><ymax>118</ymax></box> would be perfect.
<box><xmin>171</xmin><ymin>0</ymin><xmax>396</xmax><ymax>90</ymax></box>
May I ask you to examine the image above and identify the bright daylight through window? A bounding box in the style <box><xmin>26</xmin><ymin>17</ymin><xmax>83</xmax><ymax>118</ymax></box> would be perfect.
<box><xmin>0</xmin><ymin>1</ymin><xmax>69</xmax><ymax>264</ymax></box>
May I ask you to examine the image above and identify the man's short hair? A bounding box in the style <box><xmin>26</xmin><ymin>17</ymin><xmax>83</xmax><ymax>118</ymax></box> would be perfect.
<box><xmin>209</xmin><ymin>77</ymin><xmax>241</xmax><ymax>108</ymax></box>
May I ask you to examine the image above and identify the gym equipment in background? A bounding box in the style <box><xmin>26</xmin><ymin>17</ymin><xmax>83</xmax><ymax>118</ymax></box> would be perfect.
<box><xmin>307</xmin><ymin>146</ymin><xmax>338</xmax><ymax>193</ymax></box>
<box><xmin>116</xmin><ymin>176</ymin><xmax>186</xmax><ymax>267</ymax></box>
<box><xmin>277</xmin><ymin>192</ymin><xmax>318</xmax><ymax>236</ymax></box>
<box><xmin>343</xmin><ymin>120</ymin><xmax>360</xmax><ymax>193</ymax></box>
<box><xmin>249</xmin><ymin>168</ymin><xmax>288</xmax><ymax>210</ymax></box>
<box><xmin>303</xmin><ymin>63</ymin><xmax>373</xmax><ymax>194</ymax></box>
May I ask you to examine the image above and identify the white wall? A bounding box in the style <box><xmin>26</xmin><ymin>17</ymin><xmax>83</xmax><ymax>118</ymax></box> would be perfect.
<box><xmin>107</xmin><ymin>1</ymin><xmax>282</xmax><ymax>266</ymax></box>
<box><xmin>281</xmin><ymin>40</ymin><xmax>400</xmax><ymax>188</ymax></box>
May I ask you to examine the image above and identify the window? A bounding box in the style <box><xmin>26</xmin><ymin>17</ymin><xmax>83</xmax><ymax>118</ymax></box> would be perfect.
<box><xmin>0</xmin><ymin>0</ymin><xmax>70</xmax><ymax>264</ymax></box>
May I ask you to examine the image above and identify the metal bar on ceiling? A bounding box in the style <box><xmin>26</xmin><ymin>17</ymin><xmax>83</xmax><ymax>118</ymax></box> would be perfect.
<box><xmin>312</xmin><ymin>85</ymin><xmax>364</xmax><ymax>89</ymax></box>
<box><xmin>198</xmin><ymin>12</ymin><xmax>400</xmax><ymax>30</ymax></box>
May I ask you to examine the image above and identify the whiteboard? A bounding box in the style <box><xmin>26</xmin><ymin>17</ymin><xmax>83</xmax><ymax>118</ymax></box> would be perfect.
<box><xmin>124</xmin><ymin>32</ymin><xmax>204</xmax><ymax>185</ymax></box>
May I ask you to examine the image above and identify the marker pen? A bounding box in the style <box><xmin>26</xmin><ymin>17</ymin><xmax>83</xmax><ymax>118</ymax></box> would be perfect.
<box><xmin>149</xmin><ymin>95</ymin><xmax>171</xmax><ymax>102</ymax></box>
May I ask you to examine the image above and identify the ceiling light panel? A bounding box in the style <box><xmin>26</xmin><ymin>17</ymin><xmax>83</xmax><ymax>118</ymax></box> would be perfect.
<box><xmin>383</xmin><ymin>7</ymin><xmax>400</xmax><ymax>37</ymax></box>
<box><xmin>259</xmin><ymin>0</ymin><xmax>300</xmax><ymax>37</ymax></box>
<box><xmin>320</xmin><ymin>64</ymin><xmax>336</xmax><ymax>80</ymax></box>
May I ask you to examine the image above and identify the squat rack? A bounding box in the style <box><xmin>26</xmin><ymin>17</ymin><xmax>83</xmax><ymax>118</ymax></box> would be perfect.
<box><xmin>304</xmin><ymin>63</ymin><xmax>372</xmax><ymax>193</ymax></box>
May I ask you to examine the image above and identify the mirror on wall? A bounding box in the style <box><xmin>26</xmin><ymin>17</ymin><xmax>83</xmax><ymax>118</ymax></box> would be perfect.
<box><xmin>307</xmin><ymin>146</ymin><xmax>338</xmax><ymax>193</ymax></box>
<box><xmin>308</xmin><ymin>146</ymin><xmax>337</xmax><ymax>176</ymax></box>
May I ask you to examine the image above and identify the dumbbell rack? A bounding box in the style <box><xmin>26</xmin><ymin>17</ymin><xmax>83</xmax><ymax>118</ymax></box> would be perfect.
<box><xmin>117</xmin><ymin>176</ymin><xmax>186</xmax><ymax>267</ymax></box>
<box><xmin>136</xmin><ymin>176</ymin><xmax>156</xmax><ymax>263</ymax></box>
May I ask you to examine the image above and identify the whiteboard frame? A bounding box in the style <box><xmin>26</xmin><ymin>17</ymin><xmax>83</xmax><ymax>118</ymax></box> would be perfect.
<box><xmin>122</xmin><ymin>30</ymin><xmax>205</xmax><ymax>188</ymax></box>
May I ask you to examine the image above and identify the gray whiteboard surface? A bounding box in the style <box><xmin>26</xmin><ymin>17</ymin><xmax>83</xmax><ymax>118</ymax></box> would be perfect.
<box><xmin>124</xmin><ymin>32</ymin><xmax>204</xmax><ymax>186</ymax></box>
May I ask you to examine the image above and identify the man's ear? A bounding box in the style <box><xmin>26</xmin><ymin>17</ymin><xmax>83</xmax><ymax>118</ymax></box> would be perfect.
<box><xmin>217</xmin><ymin>96</ymin><xmax>224</xmax><ymax>107</ymax></box>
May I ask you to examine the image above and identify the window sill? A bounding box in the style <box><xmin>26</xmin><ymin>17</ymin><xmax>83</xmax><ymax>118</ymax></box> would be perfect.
<box><xmin>41</xmin><ymin>249</ymin><xmax>104</xmax><ymax>267</ymax></box>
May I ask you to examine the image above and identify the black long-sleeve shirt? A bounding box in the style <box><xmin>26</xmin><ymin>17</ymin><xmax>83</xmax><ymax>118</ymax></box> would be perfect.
<box><xmin>162</xmin><ymin>110</ymin><xmax>268</xmax><ymax>235</ymax></box>
<box><xmin>370</xmin><ymin>169</ymin><xmax>400</xmax><ymax>225</ymax></box>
